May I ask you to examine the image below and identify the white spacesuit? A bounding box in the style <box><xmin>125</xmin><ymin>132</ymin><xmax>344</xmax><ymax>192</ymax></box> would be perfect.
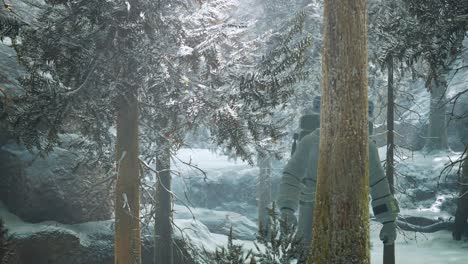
<box><xmin>277</xmin><ymin>98</ymin><xmax>399</xmax><ymax>249</ymax></box>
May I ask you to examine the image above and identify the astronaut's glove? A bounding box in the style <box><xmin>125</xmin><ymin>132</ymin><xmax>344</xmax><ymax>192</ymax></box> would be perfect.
<box><xmin>280</xmin><ymin>207</ymin><xmax>297</xmax><ymax>228</ymax></box>
<box><xmin>380</xmin><ymin>221</ymin><xmax>397</xmax><ymax>245</ymax></box>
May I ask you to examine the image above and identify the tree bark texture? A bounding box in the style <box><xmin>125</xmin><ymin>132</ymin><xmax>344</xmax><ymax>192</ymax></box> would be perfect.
<box><xmin>309</xmin><ymin>0</ymin><xmax>370</xmax><ymax>263</ymax></box>
<box><xmin>115</xmin><ymin>92</ymin><xmax>141</xmax><ymax>264</ymax></box>
<box><xmin>384</xmin><ymin>55</ymin><xmax>395</xmax><ymax>264</ymax></box>
<box><xmin>453</xmin><ymin>158</ymin><xmax>468</xmax><ymax>240</ymax></box>
<box><xmin>426</xmin><ymin>76</ymin><xmax>448</xmax><ymax>150</ymax></box>
<box><xmin>257</xmin><ymin>154</ymin><xmax>272</xmax><ymax>231</ymax></box>
<box><xmin>154</xmin><ymin>146</ymin><xmax>173</xmax><ymax>264</ymax></box>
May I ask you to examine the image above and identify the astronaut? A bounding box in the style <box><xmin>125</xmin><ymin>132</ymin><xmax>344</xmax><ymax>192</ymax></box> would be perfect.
<box><xmin>277</xmin><ymin>96</ymin><xmax>399</xmax><ymax>250</ymax></box>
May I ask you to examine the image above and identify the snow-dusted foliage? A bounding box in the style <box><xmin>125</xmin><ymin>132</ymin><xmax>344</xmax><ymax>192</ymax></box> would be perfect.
<box><xmin>372</xmin><ymin>0</ymin><xmax>467</xmax><ymax>151</ymax></box>
<box><xmin>1</xmin><ymin>0</ymin><xmax>315</xmax><ymax>167</ymax></box>
<box><xmin>210</xmin><ymin>206</ymin><xmax>307</xmax><ymax>264</ymax></box>
<box><xmin>0</xmin><ymin>4</ymin><xmax>21</xmax><ymax>40</ymax></box>
<box><xmin>136</xmin><ymin>0</ymin><xmax>315</xmax><ymax>164</ymax></box>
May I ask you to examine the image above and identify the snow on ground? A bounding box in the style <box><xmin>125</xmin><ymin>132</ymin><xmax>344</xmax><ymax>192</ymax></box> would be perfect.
<box><xmin>394</xmin><ymin>232</ymin><xmax>468</xmax><ymax>264</ymax></box>
<box><xmin>377</xmin><ymin>146</ymin><xmax>462</xmax><ymax>216</ymax></box>
<box><xmin>173</xmin><ymin>219</ymin><xmax>224</xmax><ymax>253</ymax></box>
<box><xmin>178</xmin><ymin>218</ymin><xmax>468</xmax><ymax>264</ymax></box>
<box><xmin>174</xmin><ymin>204</ymin><xmax>257</xmax><ymax>240</ymax></box>
<box><xmin>0</xmin><ymin>200</ymin><xmax>115</xmax><ymax>248</ymax></box>
<box><xmin>171</xmin><ymin>147</ymin><xmax>468</xmax><ymax>263</ymax></box>
<box><xmin>2</xmin><ymin>146</ymin><xmax>466</xmax><ymax>263</ymax></box>
<box><xmin>370</xmin><ymin>222</ymin><xmax>468</xmax><ymax>264</ymax></box>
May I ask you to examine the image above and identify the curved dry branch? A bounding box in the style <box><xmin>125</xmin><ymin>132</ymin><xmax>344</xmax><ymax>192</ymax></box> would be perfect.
<box><xmin>396</xmin><ymin>218</ymin><xmax>454</xmax><ymax>233</ymax></box>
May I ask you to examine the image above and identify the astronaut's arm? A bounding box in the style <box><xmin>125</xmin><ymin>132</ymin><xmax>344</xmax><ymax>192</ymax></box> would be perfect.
<box><xmin>369</xmin><ymin>142</ymin><xmax>399</xmax><ymax>223</ymax></box>
<box><xmin>277</xmin><ymin>136</ymin><xmax>314</xmax><ymax>212</ymax></box>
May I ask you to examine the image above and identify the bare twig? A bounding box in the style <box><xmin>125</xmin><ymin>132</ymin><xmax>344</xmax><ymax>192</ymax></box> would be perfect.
<box><xmin>139</xmin><ymin>158</ymin><xmax>196</xmax><ymax>220</ymax></box>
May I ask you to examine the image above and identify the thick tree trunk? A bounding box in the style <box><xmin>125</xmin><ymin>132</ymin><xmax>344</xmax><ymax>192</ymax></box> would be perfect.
<box><xmin>308</xmin><ymin>0</ymin><xmax>370</xmax><ymax>263</ymax></box>
<box><xmin>453</xmin><ymin>158</ymin><xmax>468</xmax><ymax>240</ymax></box>
<box><xmin>425</xmin><ymin>76</ymin><xmax>448</xmax><ymax>150</ymax></box>
<box><xmin>154</xmin><ymin>146</ymin><xmax>173</xmax><ymax>264</ymax></box>
<box><xmin>257</xmin><ymin>154</ymin><xmax>272</xmax><ymax>232</ymax></box>
<box><xmin>115</xmin><ymin>92</ymin><xmax>141</xmax><ymax>264</ymax></box>
<box><xmin>384</xmin><ymin>55</ymin><xmax>395</xmax><ymax>264</ymax></box>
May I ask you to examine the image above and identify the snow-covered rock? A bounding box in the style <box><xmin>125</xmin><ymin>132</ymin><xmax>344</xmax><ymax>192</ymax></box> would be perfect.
<box><xmin>171</xmin><ymin>149</ymin><xmax>258</xmax><ymax>208</ymax></box>
<box><xmin>0</xmin><ymin>201</ymin><xmax>197</xmax><ymax>264</ymax></box>
<box><xmin>170</xmin><ymin>148</ymin><xmax>283</xmax><ymax>218</ymax></box>
<box><xmin>378</xmin><ymin>146</ymin><xmax>461</xmax><ymax>217</ymax></box>
<box><xmin>0</xmin><ymin>134</ymin><xmax>113</xmax><ymax>224</ymax></box>
<box><xmin>174</xmin><ymin>204</ymin><xmax>258</xmax><ymax>240</ymax></box>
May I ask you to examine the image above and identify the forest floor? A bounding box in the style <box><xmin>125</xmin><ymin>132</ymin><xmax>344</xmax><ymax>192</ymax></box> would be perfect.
<box><xmin>170</xmin><ymin>147</ymin><xmax>468</xmax><ymax>264</ymax></box>
<box><xmin>2</xmin><ymin>147</ymin><xmax>466</xmax><ymax>263</ymax></box>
